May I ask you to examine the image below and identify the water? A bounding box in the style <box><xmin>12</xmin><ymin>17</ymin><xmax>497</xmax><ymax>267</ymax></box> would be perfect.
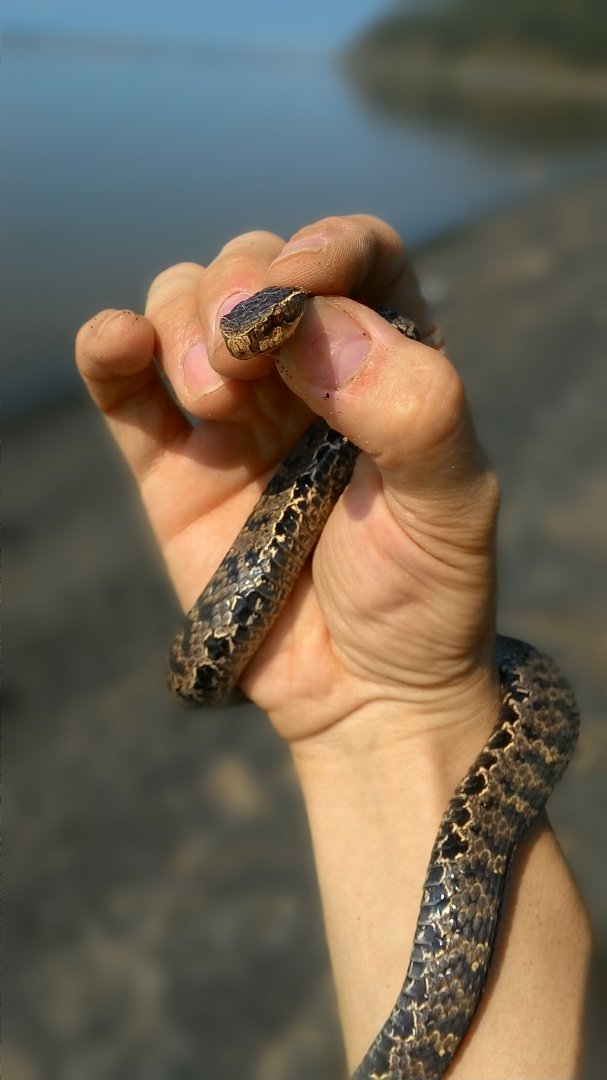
<box><xmin>2</xmin><ymin>29</ymin><xmax>604</xmax><ymax>417</ymax></box>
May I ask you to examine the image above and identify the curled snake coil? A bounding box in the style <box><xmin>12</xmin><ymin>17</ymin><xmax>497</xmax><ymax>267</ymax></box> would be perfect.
<box><xmin>167</xmin><ymin>286</ymin><xmax>579</xmax><ymax>1079</ymax></box>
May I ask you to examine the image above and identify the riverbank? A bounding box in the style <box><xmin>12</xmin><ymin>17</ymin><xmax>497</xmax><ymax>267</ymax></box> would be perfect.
<box><xmin>5</xmin><ymin>174</ymin><xmax>606</xmax><ymax>1079</ymax></box>
<box><xmin>342</xmin><ymin>44</ymin><xmax>607</xmax><ymax>151</ymax></box>
<box><xmin>343</xmin><ymin>0</ymin><xmax>607</xmax><ymax>107</ymax></box>
<box><xmin>345</xmin><ymin>46</ymin><xmax>607</xmax><ymax>105</ymax></box>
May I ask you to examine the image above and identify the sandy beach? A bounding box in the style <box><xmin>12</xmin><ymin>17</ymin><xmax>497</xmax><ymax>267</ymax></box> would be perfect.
<box><xmin>5</xmin><ymin>175</ymin><xmax>606</xmax><ymax>1078</ymax></box>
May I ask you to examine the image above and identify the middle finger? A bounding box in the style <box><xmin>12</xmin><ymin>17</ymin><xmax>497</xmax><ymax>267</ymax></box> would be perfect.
<box><xmin>198</xmin><ymin>229</ymin><xmax>286</xmax><ymax>386</ymax></box>
<box><xmin>145</xmin><ymin>232</ymin><xmax>285</xmax><ymax>420</ymax></box>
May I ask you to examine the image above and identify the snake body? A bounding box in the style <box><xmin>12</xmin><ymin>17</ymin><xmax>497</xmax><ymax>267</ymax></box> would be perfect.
<box><xmin>167</xmin><ymin>286</ymin><xmax>579</xmax><ymax>1078</ymax></box>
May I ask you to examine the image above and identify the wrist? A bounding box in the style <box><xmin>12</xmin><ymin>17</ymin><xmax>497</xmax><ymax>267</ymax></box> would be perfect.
<box><xmin>289</xmin><ymin>660</ymin><xmax>500</xmax><ymax>811</ymax></box>
<box><xmin>287</xmin><ymin>666</ymin><xmax>501</xmax><ymax>1069</ymax></box>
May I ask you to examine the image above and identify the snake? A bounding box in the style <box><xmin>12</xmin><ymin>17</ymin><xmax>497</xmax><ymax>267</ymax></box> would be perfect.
<box><xmin>167</xmin><ymin>286</ymin><xmax>579</xmax><ymax>1079</ymax></box>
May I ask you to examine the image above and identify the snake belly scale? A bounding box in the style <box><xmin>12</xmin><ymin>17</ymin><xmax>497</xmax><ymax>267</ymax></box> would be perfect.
<box><xmin>167</xmin><ymin>286</ymin><xmax>579</xmax><ymax>1079</ymax></box>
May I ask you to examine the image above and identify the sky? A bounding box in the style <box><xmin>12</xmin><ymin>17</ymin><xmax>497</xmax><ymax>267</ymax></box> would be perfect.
<box><xmin>4</xmin><ymin>0</ymin><xmax>399</xmax><ymax>50</ymax></box>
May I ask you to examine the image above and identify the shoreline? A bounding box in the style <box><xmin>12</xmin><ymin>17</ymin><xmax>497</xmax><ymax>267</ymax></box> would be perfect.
<box><xmin>344</xmin><ymin>47</ymin><xmax>607</xmax><ymax>106</ymax></box>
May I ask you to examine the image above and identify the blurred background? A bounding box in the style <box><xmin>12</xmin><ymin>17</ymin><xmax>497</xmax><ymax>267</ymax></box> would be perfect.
<box><xmin>3</xmin><ymin>1</ymin><xmax>606</xmax><ymax>1077</ymax></box>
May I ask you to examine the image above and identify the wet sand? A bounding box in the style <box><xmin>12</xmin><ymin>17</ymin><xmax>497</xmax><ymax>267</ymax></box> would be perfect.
<box><xmin>5</xmin><ymin>175</ymin><xmax>606</xmax><ymax>1078</ymax></box>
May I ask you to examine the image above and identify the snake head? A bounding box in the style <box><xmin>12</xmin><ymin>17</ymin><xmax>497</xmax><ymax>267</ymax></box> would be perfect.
<box><xmin>220</xmin><ymin>285</ymin><xmax>311</xmax><ymax>359</ymax></box>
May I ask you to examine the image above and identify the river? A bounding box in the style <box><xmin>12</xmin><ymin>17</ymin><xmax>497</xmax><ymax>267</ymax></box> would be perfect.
<box><xmin>3</xmin><ymin>26</ymin><xmax>605</xmax><ymax>417</ymax></box>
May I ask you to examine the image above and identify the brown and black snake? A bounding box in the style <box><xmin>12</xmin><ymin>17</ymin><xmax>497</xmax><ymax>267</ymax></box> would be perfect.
<box><xmin>167</xmin><ymin>286</ymin><xmax>579</xmax><ymax>1079</ymax></box>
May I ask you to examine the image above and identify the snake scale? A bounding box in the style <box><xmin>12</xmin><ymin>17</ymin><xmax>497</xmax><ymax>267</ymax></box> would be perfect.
<box><xmin>167</xmin><ymin>286</ymin><xmax>579</xmax><ymax>1079</ymax></box>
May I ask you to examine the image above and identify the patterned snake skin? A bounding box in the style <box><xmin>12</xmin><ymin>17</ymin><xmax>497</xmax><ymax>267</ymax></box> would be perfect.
<box><xmin>167</xmin><ymin>286</ymin><xmax>579</xmax><ymax>1078</ymax></box>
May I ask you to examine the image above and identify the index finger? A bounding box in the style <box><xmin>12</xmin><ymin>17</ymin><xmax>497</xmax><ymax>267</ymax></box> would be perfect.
<box><xmin>262</xmin><ymin>214</ymin><xmax>436</xmax><ymax>342</ymax></box>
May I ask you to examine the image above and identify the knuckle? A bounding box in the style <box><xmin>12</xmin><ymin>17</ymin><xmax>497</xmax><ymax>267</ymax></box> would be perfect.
<box><xmin>428</xmin><ymin>360</ymin><xmax>468</xmax><ymax>438</ymax></box>
<box><xmin>311</xmin><ymin>214</ymin><xmax>388</xmax><ymax>252</ymax></box>
<box><xmin>146</xmin><ymin>262</ymin><xmax>202</xmax><ymax>308</ymax></box>
<box><xmin>328</xmin><ymin>215</ymin><xmax>407</xmax><ymax>293</ymax></box>
<box><xmin>289</xmin><ymin>215</ymin><xmax>384</xmax><ymax>251</ymax></box>
<box><xmin>353</xmin><ymin>213</ymin><xmax>402</xmax><ymax>250</ymax></box>
<box><xmin>219</xmin><ymin>230</ymin><xmax>282</xmax><ymax>257</ymax></box>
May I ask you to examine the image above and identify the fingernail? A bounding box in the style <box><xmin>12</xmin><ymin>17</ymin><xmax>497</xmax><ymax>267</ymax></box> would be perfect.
<box><xmin>272</xmin><ymin>233</ymin><xmax>328</xmax><ymax>264</ymax></box>
<box><xmin>182</xmin><ymin>342</ymin><xmax>229</xmax><ymax>398</ymax></box>
<box><xmin>281</xmin><ymin>300</ymin><xmax>371</xmax><ymax>389</ymax></box>
<box><xmin>216</xmin><ymin>291</ymin><xmax>250</xmax><ymax>332</ymax></box>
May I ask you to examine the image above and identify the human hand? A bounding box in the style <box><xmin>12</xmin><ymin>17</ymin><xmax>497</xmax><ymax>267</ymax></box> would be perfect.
<box><xmin>76</xmin><ymin>215</ymin><xmax>500</xmax><ymax>753</ymax></box>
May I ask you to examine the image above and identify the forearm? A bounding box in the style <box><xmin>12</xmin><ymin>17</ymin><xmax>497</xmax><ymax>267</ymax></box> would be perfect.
<box><xmin>291</xmin><ymin>698</ymin><xmax>591</xmax><ymax>1079</ymax></box>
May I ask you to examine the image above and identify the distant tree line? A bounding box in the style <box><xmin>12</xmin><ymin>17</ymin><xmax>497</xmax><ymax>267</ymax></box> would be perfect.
<box><xmin>364</xmin><ymin>0</ymin><xmax>607</xmax><ymax>66</ymax></box>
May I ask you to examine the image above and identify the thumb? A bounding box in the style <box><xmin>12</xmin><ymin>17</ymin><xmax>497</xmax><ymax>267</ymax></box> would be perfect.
<box><xmin>277</xmin><ymin>296</ymin><xmax>498</xmax><ymax>556</ymax></box>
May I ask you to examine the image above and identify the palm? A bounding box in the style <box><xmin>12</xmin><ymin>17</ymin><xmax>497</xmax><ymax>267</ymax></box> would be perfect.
<box><xmin>140</xmin><ymin>370</ymin><xmax>492</xmax><ymax>740</ymax></box>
